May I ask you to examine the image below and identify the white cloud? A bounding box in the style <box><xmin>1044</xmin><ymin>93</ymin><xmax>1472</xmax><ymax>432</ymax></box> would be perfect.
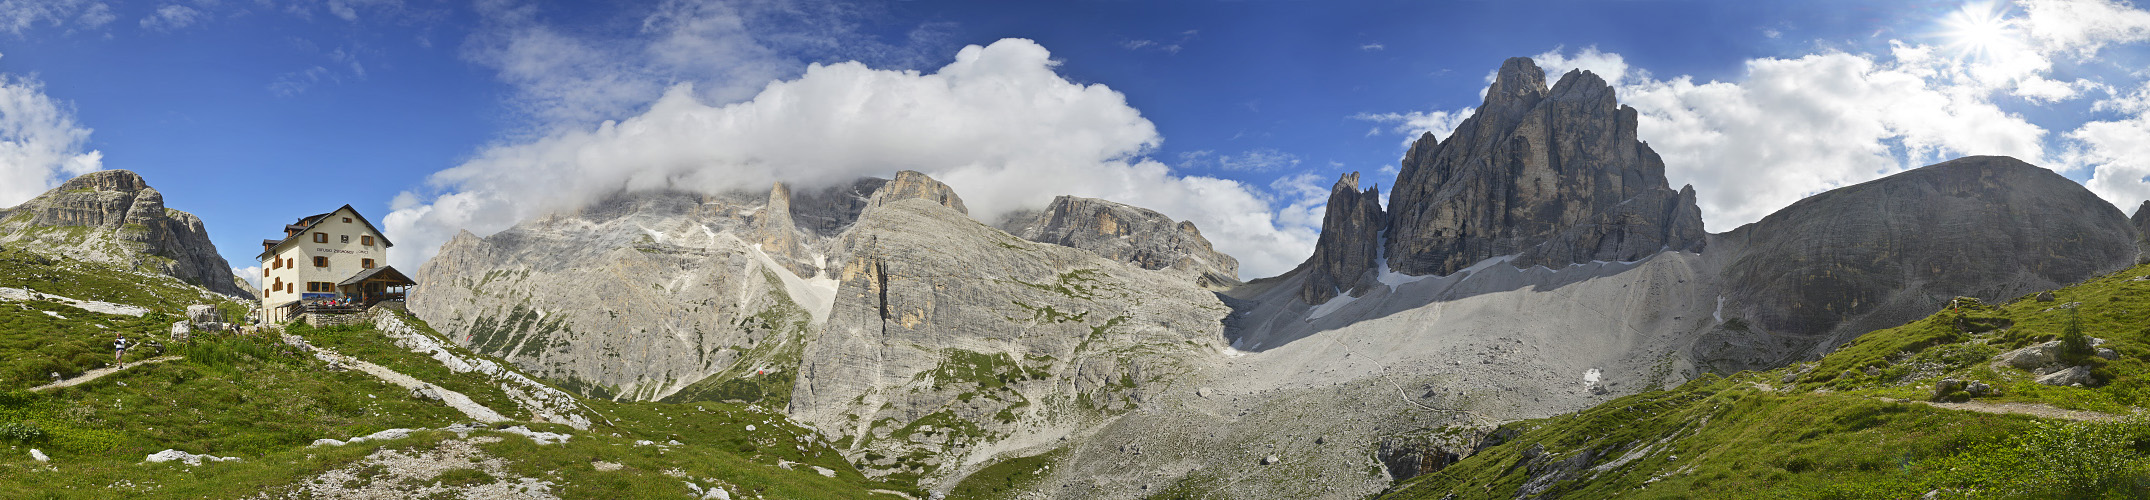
<box><xmin>1269</xmin><ymin>171</ymin><xmax>1330</xmax><ymax>237</ymax></box>
<box><xmin>1360</xmin><ymin>42</ymin><xmax>1385</xmax><ymax>51</ymax></box>
<box><xmin>387</xmin><ymin>38</ymin><xmax>1318</xmax><ymax>278</ymax></box>
<box><xmin>0</xmin><ymin>73</ymin><xmax>103</xmax><ymax>208</ymax></box>
<box><xmin>1119</xmin><ymin>30</ymin><xmax>1197</xmax><ymax>55</ymax></box>
<box><xmin>462</xmin><ymin>0</ymin><xmax>799</xmax><ymax>125</ymax></box>
<box><xmin>1351</xmin><ymin>108</ymin><xmax>1475</xmax><ymax>147</ymax></box>
<box><xmin>2019</xmin><ymin>0</ymin><xmax>2150</xmax><ymax>58</ymax></box>
<box><xmin>1531</xmin><ymin>45</ymin><xmax>1631</xmax><ymax>86</ymax></box>
<box><xmin>1362</xmin><ymin>38</ymin><xmax>2063</xmax><ymax>232</ymax></box>
<box><xmin>2077</xmin><ymin>80</ymin><xmax>2150</xmax><ymax>210</ymax></box>
<box><xmin>1622</xmin><ymin>48</ymin><xmax>2049</xmax><ymax>228</ymax></box>
<box><xmin>235</xmin><ymin>266</ymin><xmax>262</xmax><ymax>289</ymax></box>
<box><xmin>1178</xmin><ymin>148</ymin><xmax>1301</xmax><ymax>172</ymax></box>
<box><xmin>139</xmin><ymin>4</ymin><xmax>202</xmax><ymax>31</ymax></box>
<box><xmin>0</xmin><ymin>0</ymin><xmax>110</xmax><ymax>34</ymax></box>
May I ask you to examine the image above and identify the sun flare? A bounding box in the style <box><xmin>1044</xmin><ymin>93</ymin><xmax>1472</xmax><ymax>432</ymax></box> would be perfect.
<box><xmin>1937</xmin><ymin>1</ymin><xmax>2024</xmax><ymax>60</ymax></box>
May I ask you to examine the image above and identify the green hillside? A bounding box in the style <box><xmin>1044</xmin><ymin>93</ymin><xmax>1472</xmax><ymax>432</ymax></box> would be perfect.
<box><xmin>1385</xmin><ymin>263</ymin><xmax>2150</xmax><ymax>500</ymax></box>
<box><xmin>0</xmin><ymin>252</ymin><xmax>896</xmax><ymax>499</ymax></box>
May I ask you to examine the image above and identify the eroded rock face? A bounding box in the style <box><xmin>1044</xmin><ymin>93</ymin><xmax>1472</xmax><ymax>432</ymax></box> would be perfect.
<box><xmin>1298</xmin><ymin>173</ymin><xmax>1386</xmax><ymax>304</ymax></box>
<box><xmin>1015</xmin><ymin>195</ymin><xmax>1241</xmax><ymax>289</ymax></box>
<box><xmin>793</xmin><ymin>197</ymin><xmax>1230</xmax><ymax>487</ymax></box>
<box><xmin>866</xmin><ymin>170</ymin><xmax>968</xmax><ymax>216</ymax></box>
<box><xmin>790</xmin><ymin>177</ymin><xmax>888</xmax><ymax>237</ymax></box>
<box><xmin>2132</xmin><ymin>201</ymin><xmax>2150</xmax><ymax>264</ymax></box>
<box><xmin>410</xmin><ymin>189</ymin><xmax>832</xmax><ymax>402</ymax></box>
<box><xmin>1709</xmin><ymin>156</ymin><xmax>2136</xmax><ymax>365</ymax></box>
<box><xmin>0</xmin><ymin>170</ymin><xmax>249</xmax><ymax>298</ymax></box>
<box><xmin>757</xmin><ymin>182</ymin><xmax>819</xmax><ymax>277</ymax></box>
<box><xmin>1382</xmin><ymin>58</ymin><xmax>1705</xmax><ymax>277</ymax></box>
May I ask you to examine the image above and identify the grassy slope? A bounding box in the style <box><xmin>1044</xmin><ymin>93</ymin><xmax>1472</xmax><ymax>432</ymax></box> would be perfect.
<box><xmin>0</xmin><ymin>253</ymin><xmax>885</xmax><ymax>499</ymax></box>
<box><xmin>1385</xmin><ymin>263</ymin><xmax>2150</xmax><ymax>500</ymax></box>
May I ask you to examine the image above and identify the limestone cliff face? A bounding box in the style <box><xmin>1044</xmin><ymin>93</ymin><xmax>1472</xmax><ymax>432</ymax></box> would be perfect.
<box><xmin>757</xmin><ymin>182</ymin><xmax>818</xmax><ymax>277</ymax></box>
<box><xmin>865</xmin><ymin>170</ymin><xmax>968</xmax><ymax>216</ymax></box>
<box><xmin>1014</xmin><ymin>195</ymin><xmax>1241</xmax><ymax>289</ymax></box>
<box><xmin>793</xmin><ymin>196</ymin><xmax>1230</xmax><ymax>488</ymax></box>
<box><xmin>1382</xmin><ymin>57</ymin><xmax>1705</xmax><ymax>277</ymax></box>
<box><xmin>410</xmin><ymin>189</ymin><xmax>833</xmax><ymax>402</ymax></box>
<box><xmin>0</xmin><ymin>170</ymin><xmax>250</xmax><ymax>298</ymax></box>
<box><xmin>2132</xmin><ymin>201</ymin><xmax>2150</xmax><ymax>264</ymax></box>
<box><xmin>790</xmin><ymin>177</ymin><xmax>887</xmax><ymax>237</ymax></box>
<box><xmin>1298</xmin><ymin>173</ymin><xmax>1385</xmax><ymax>304</ymax></box>
<box><xmin>1706</xmin><ymin>156</ymin><xmax>2136</xmax><ymax>367</ymax></box>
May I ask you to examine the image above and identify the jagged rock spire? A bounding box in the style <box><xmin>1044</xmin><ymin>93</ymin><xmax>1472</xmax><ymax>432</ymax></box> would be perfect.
<box><xmin>1381</xmin><ymin>57</ymin><xmax>1705</xmax><ymax>277</ymax></box>
<box><xmin>1298</xmin><ymin>172</ymin><xmax>1385</xmax><ymax>304</ymax></box>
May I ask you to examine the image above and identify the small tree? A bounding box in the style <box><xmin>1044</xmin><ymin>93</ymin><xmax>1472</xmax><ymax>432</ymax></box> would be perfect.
<box><xmin>2061</xmin><ymin>309</ymin><xmax>2094</xmax><ymax>361</ymax></box>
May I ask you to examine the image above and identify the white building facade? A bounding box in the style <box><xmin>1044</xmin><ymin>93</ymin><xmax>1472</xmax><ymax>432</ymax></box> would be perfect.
<box><xmin>257</xmin><ymin>205</ymin><xmax>409</xmax><ymax>323</ymax></box>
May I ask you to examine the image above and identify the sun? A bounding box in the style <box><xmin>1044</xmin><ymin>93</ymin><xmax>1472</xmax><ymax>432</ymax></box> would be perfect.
<box><xmin>1937</xmin><ymin>1</ymin><xmax>2024</xmax><ymax>60</ymax></box>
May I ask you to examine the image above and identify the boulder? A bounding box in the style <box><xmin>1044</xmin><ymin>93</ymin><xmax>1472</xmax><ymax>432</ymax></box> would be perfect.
<box><xmin>169</xmin><ymin>321</ymin><xmax>191</xmax><ymax>343</ymax></box>
<box><xmin>2036</xmin><ymin>366</ymin><xmax>2095</xmax><ymax>387</ymax></box>
<box><xmin>1997</xmin><ymin>341</ymin><xmax>2062</xmax><ymax>372</ymax></box>
<box><xmin>186</xmin><ymin>304</ymin><xmax>217</xmax><ymax>325</ymax></box>
<box><xmin>2037</xmin><ymin>291</ymin><xmax>2056</xmax><ymax>302</ymax></box>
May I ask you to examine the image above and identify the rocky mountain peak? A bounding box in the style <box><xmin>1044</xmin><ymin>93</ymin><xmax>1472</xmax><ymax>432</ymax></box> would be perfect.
<box><xmin>866</xmin><ymin>170</ymin><xmax>967</xmax><ymax>216</ymax></box>
<box><xmin>1015</xmin><ymin>195</ymin><xmax>1242</xmax><ymax>289</ymax></box>
<box><xmin>2132</xmin><ymin>200</ymin><xmax>2150</xmax><ymax>263</ymax></box>
<box><xmin>757</xmin><ymin>182</ymin><xmax>816</xmax><ymax>276</ymax></box>
<box><xmin>1297</xmin><ymin>172</ymin><xmax>1385</xmax><ymax>304</ymax></box>
<box><xmin>1484</xmin><ymin>57</ymin><xmax>1551</xmax><ymax>114</ymax></box>
<box><xmin>59</xmin><ymin>169</ymin><xmax>150</xmax><ymax>192</ymax></box>
<box><xmin>1378</xmin><ymin>56</ymin><xmax>1705</xmax><ymax>279</ymax></box>
<box><xmin>1708</xmin><ymin>155</ymin><xmax>2135</xmax><ymax>367</ymax></box>
<box><xmin>0</xmin><ymin>169</ymin><xmax>250</xmax><ymax>297</ymax></box>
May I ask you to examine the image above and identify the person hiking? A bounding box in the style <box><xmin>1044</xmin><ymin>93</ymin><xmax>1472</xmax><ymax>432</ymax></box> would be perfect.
<box><xmin>113</xmin><ymin>334</ymin><xmax>131</xmax><ymax>366</ymax></box>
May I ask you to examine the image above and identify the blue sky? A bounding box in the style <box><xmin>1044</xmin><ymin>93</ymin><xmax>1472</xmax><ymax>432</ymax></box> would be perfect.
<box><xmin>3</xmin><ymin>0</ymin><xmax>2149</xmax><ymax>282</ymax></box>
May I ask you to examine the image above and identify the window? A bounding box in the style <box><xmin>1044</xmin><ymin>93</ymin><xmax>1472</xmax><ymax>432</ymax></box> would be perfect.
<box><xmin>271</xmin><ymin>258</ymin><xmax>280</xmax><ymax>270</ymax></box>
<box><xmin>362</xmin><ymin>258</ymin><xmax>375</xmax><ymax>269</ymax></box>
<box><xmin>340</xmin><ymin>235</ymin><xmax>350</xmax><ymax>243</ymax></box>
<box><xmin>361</xmin><ymin>235</ymin><xmax>374</xmax><ymax>246</ymax></box>
<box><xmin>342</xmin><ymin>217</ymin><xmax>352</xmax><ymax>223</ymax></box>
<box><xmin>272</xmin><ymin>278</ymin><xmax>282</xmax><ymax>292</ymax></box>
<box><xmin>313</xmin><ymin>233</ymin><xmax>327</xmax><ymax>243</ymax></box>
<box><xmin>306</xmin><ymin>282</ymin><xmax>337</xmax><ymax>292</ymax></box>
<box><xmin>313</xmin><ymin>256</ymin><xmax>329</xmax><ymax>267</ymax></box>
<box><xmin>262</xmin><ymin>267</ymin><xmax>269</xmax><ymax>277</ymax></box>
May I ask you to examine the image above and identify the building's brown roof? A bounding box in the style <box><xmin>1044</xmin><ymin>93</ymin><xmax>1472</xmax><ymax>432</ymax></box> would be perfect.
<box><xmin>337</xmin><ymin>265</ymin><xmax>415</xmax><ymax>287</ymax></box>
<box><xmin>256</xmin><ymin>204</ymin><xmax>395</xmax><ymax>261</ymax></box>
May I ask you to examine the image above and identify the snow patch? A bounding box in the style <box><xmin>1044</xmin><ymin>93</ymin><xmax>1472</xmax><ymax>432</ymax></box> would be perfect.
<box><xmin>1713</xmin><ymin>295</ymin><xmax>1725</xmax><ymax>324</ymax></box>
<box><xmin>1373</xmin><ymin>233</ymin><xmax>1432</xmax><ymax>290</ymax></box>
<box><xmin>1306</xmin><ymin>292</ymin><xmax>1359</xmax><ymax>321</ymax></box>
